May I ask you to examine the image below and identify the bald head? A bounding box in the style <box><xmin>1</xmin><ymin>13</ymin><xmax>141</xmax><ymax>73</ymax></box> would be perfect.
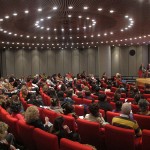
<box><xmin>121</xmin><ymin>103</ymin><xmax>131</xmax><ymax>115</ymax></box>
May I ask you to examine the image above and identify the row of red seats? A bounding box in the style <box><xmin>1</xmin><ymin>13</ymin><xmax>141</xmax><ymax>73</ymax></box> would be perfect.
<box><xmin>0</xmin><ymin>106</ymin><xmax>93</xmax><ymax>150</ymax></box>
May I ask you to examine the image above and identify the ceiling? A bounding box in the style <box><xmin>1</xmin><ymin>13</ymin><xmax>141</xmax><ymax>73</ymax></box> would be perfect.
<box><xmin>0</xmin><ymin>0</ymin><xmax>150</xmax><ymax>50</ymax></box>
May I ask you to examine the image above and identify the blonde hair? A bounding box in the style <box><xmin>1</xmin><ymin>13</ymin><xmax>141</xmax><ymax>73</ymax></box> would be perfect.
<box><xmin>0</xmin><ymin>121</ymin><xmax>8</xmax><ymax>140</ymax></box>
<box><xmin>25</xmin><ymin>106</ymin><xmax>39</xmax><ymax>124</ymax></box>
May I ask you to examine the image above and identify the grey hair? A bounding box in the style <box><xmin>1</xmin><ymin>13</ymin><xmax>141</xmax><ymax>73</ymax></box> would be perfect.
<box><xmin>121</xmin><ymin>103</ymin><xmax>131</xmax><ymax>115</ymax></box>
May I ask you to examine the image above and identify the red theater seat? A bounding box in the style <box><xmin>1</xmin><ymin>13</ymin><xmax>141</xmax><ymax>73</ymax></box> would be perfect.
<box><xmin>33</xmin><ymin>128</ymin><xmax>59</xmax><ymax>150</ymax></box>
<box><xmin>76</xmin><ymin>118</ymin><xmax>104</xmax><ymax>150</ymax></box>
<box><xmin>133</xmin><ymin>114</ymin><xmax>150</xmax><ymax>130</ymax></box>
<box><xmin>72</xmin><ymin>96</ymin><xmax>83</xmax><ymax>105</ymax></box>
<box><xmin>105</xmin><ymin>124</ymin><xmax>141</xmax><ymax>150</ymax></box>
<box><xmin>142</xmin><ymin>130</ymin><xmax>150</xmax><ymax>150</ymax></box>
<box><xmin>106</xmin><ymin>111</ymin><xmax>120</xmax><ymax>124</ymax></box>
<box><xmin>60</xmin><ymin>138</ymin><xmax>93</xmax><ymax>150</ymax></box>
<box><xmin>74</xmin><ymin>105</ymin><xmax>84</xmax><ymax>116</ymax></box>
<box><xmin>17</xmin><ymin>120</ymin><xmax>36</xmax><ymax>150</ymax></box>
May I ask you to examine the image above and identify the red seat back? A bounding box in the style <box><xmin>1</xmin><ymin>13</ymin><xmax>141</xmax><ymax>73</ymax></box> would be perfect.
<box><xmin>76</xmin><ymin>118</ymin><xmax>103</xmax><ymax>149</ymax></box>
<box><xmin>142</xmin><ymin>130</ymin><xmax>150</xmax><ymax>150</ymax></box>
<box><xmin>60</xmin><ymin>138</ymin><xmax>93</xmax><ymax>150</ymax></box>
<box><xmin>72</xmin><ymin>96</ymin><xmax>83</xmax><ymax>105</ymax></box>
<box><xmin>106</xmin><ymin>111</ymin><xmax>120</xmax><ymax>124</ymax></box>
<box><xmin>74</xmin><ymin>105</ymin><xmax>84</xmax><ymax>116</ymax></box>
<box><xmin>17</xmin><ymin>120</ymin><xmax>36</xmax><ymax>150</ymax></box>
<box><xmin>105</xmin><ymin>124</ymin><xmax>136</xmax><ymax>150</ymax></box>
<box><xmin>131</xmin><ymin>104</ymin><xmax>139</xmax><ymax>114</ymax></box>
<box><xmin>133</xmin><ymin>114</ymin><xmax>150</xmax><ymax>130</ymax></box>
<box><xmin>143</xmin><ymin>94</ymin><xmax>150</xmax><ymax>99</ymax></box>
<box><xmin>33</xmin><ymin>128</ymin><xmax>59</xmax><ymax>150</ymax></box>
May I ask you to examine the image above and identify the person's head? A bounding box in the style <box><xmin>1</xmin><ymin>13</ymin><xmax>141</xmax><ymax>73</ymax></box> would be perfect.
<box><xmin>85</xmin><ymin>90</ymin><xmax>91</xmax><ymax>96</ymax></box>
<box><xmin>88</xmin><ymin>103</ymin><xmax>99</xmax><ymax>117</ymax></box>
<box><xmin>134</xmin><ymin>94</ymin><xmax>141</xmax><ymax>104</ymax></box>
<box><xmin>115</xmin><ymin>101</ymin><xmax>122</xmax><ymax>112</ymax></box>
<box><xmin>0</xmin><ymin>88</ymin><xmax>4</xmax><ymax>95</ymax></box>
<box><xmin>95</xmin><ymin>86</ymin><xmax>100</xmax><ymax>93</ymax></box>
<box><xmin>47</xmin><ymin>88</ymin><xmax>56</xmax><ymax>98</ymax></box>
<box><xmin>63</xmin><ymin>103</ymin><xmax>74</xmax><ymax>114</ymax></box>
<box><xmin>51</xmin><ymin>98</ymin><xmax>59</xmax><ymax>107</ymax></box>
<box><xmin>53</xmin><ymin>116</ymin><xmax>64</xmax><ymax>131</ymax></box>
<box><xmin>0</xmin><ymin>121</ymin><xmax>8</xmax><ymax>140</ymax></box>
<box><xmin>21</xmin><ymin>85</ymin><xmax>28</xmax><ymax>95</ymax></box>
<box><xmin>66</xmin><ymin>90</ymin><xmax>73</xmax><ymax>98</ymax></box>
<box><xmin>57</xmin><ymin>91</ymin><xmax>64</xmax><ymax>98</ymax></box>
<box><xmin>25</xmin><ymin>106</ymin><xmax>39</xmax><ymax>124</ymax></box>
<box><xmin>121</xmin><ymin>103</ymin><xmax>131</xmax><ymax>115</ymax></box>
<box><xmin>76</xmin><ymin>92</ymin><xmax>83</xmax><ymax>98</ymax></box>
<box><xmin>98</xmin><ymin>94</ymin><xmax>106</xmax><ymax>102</ymax></box>
<box><xmin>83</xmin><ymin>86</ymin><xmax>89</xmax><ymax>91</ymax></box>
<box><xmin>138</xmin><ymin>99</ymin><xmax>149</xmax><ymax>113</ymax></box>
<box><xmin>114</xmin><ymin>93</ymin><xmax>121</xmax><ymax>102</ymax></box>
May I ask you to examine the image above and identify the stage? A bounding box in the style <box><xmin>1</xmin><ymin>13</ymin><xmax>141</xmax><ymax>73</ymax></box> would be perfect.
<box><xmin>136</xmin><ymin>78</ymin><xmax>150</xmax><ymax>86</ymax></box>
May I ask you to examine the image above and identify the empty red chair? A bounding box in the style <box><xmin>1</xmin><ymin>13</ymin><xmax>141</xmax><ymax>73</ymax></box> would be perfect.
<box><xmin>138</xmin><ymin>85</ymin><xmax>144</xmax><ymax>90</ymax></box>
<box><xmin>106</xmin><ymin>91</ymin><xmax>114</xmax><ymax>98</ymax></box>
<box><xmin>17</xmin><ymin>120</ymin><xmax>36</xmax><ymax>150</ymax></box>
<box><xmin>133</xmin><ymin>114</ymin><xmax>150</xmax><ymax>130</ymax></box>
<box><xmin>121</xmin><ymin>93</ymin><xmax>126</xmax><ymax>98</ymax></box>
<box><xmin>127</xmin><ymin>98</ymin><xmax>134</xmax><ymax>103</ymax></box>
<box><xmin>110</xmin><ymin>102</ymin><xmax>116</xmax><ymax>110</ymax></box>
<box><xmin>131</xmin><ymin>104</ymin><xmax>139</xmax><ymax>114</ymax></box>
<box><xmin>111</xmin><ymin>87</ymin><xmax>117</xmax><ymax>93</ymax></box>
<box><xmin>105</xmin><ymin>124</ymin><xmax>141</xmax><ymax>150</ymax></box>
<box><xmin>74</xmin><ymin>105</ymin><xmax>84</xmax><ymax>116</ymax></box>
<box><xmin>76</xmin><ymin>118</ymin><xmax>105</xmax><ymax>150</ymax></box>
<box><xmin>72</xmin><ymin>96</ymin><xmax>83</xmax><ymax>105</ymax></box>
<box><xmin>83</xmin><ymin>98</ymin><xmax>98</xmax><ymax>105</ymax></box>
<box><xmin>142</xmin><ymin>129</ymin><xmax>150</xmax><ymax>150</ymax></box>
<box><xmin>143</xmin><ymin>94</ymin><xmax>150</xmax><ymax>99</ymax></box>
<box><xmin>60</xmin><ymin>138</ymin><xmax>93</xmax><ymax>150</ymax></box>
<box><xmin>43</xmin><ymin>93</ymin><xmax>51</xmax><ymax>106</ymax></box>
<box><xmin>33</xmin><ymin>128</ymin><xmax>59</xmax><ymax>150</ymax></box>
<box><xmin>106</xmin><ymin>111</ymin><xmax>120</xmax><ymax>124</ymax></box>
<box><xmin>91</xmin><ymin>94</ymin><xmax>98</xmax><ymax>100</ymax></box>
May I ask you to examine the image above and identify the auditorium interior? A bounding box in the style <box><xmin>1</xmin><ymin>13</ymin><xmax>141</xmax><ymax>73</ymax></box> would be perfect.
<box><xmin>0</xmin><ymin>0</ymin><xmax>150</xmax><ymax>150</ymax></box>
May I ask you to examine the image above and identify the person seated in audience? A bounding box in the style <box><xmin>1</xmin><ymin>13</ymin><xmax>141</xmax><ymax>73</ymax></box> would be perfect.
<box><xmin>10</xmin><ymin>95</ymin><xmax>24</xmax><ymax>121</ymax></box>
<box><xmin>85</xmin><ymin>103</ymin><xmax>108</xmax><ymax>127</ymax></box>
<box><xmin>113</xmin><ymin>93</ymin><xmax>121</xmax><ymax>102</ymax></box>
<box><xmin>112</xmin><ymin>101</ymin><xmax>123</xmax><ymax>113</ymax></box>
<box><xmin>42</xmin><ymin>83</ymin><xmax>49</xmax><ymax>94</ymax></box>
<box><xmin>138</xmin><ymin>99</ymin><xmax>150</xmax><ymax>115</ymax></box>
<box><xmin>27</xmin><ymin>93</ymin><xmax>43</xmax><ymax>107</ymax></box>
<box><xmin>144</xmin><ymin>84</ymin><xmax>150</xmax><ymax>94</ymax></box>
<box><xmin>84</xmin><ymin>90</ymin><xmax>94</xmax><ymax>101</ymax></box>
<box><xmin>62</xmin><ymin>90</ymin><xmax>74</xmax><ymax>105</ymax></box>
<box><xmin>112</xmin><ymin>103</ymin><xmax>142</xmax><ymax>137</ymax></box>
<box><xmin>0</xmin><ymin>121</ymin><xmax>16</xmax><ymax>150</ymax></box>
<box><xmin>93</xmin><ymin>86</ymin><xmax>100</xmax><ymax>97</ymax></box>
<box><xmin>21</xmin><ymin>85</ymin><xmax>32</xmax><ymax>101</ymax></box>
<box><xmin>101</xmin><ymin>72</ymin><xmax>108</xmax><ymax>83</ymax></box>
<box><xmin>47</xmin><ymin>88</ymin><xmax>57</xmax><ymax>98</ymax></box>
<box><xmin>50</xmin><ymin>98</ymin><xmax>63</xmax><ymax>113</ymax></box>
<box><xmin>132</xmin><ymin>93</ymin><xmax>141</xmax><ymax>105</ymax></box>
<box><xmin>98</xmin><ymin>94</ymin><xmax>112</xmax><ymax>112</ymax></box>
<box><xmin>25</xmin><ymin>106</ymin><xmax>52</xmax><ymax>131</ymax></box>
<box><xmin>50</xmin><ymin>116</ymin><xmax>80</xmax><ymax>143</ymax></box>
<box><xmin>76</xmin><ymin>91</ymin><xmax>83</xmax><ymax>98</ymax></box>
<box><xmin>63</xmin><ymin>103</ymin><xmax>78</xmax><ymax>119</ymax></box>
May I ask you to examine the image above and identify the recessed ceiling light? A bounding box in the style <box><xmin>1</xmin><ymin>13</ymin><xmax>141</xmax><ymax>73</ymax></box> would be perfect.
<box><xmin>69</xmin><ymin>28</ymin><xmax>72</xmax><ymax>31</ymax></box>
<box><xmin>86</xmin><ymin>17</ymin><xmax>90</xmax><ymax>20</ymax></box>
<box><xmin>40</xmin><ymin>18</ymin><xmax>44</xmax><ymax>21</ymax></box>
<box><xmin>47</xmin><ymin>16</ymin><xmax>51</xmax><ymax>19</ymax></box>
<box><xmin>54</xmin><ymin>28</ymin><xmax>57</xmax><ymax>31</ymax></box>
<box><xmin>83</xmin><ymin>6</ymin><xmax>88</xmax><ymax>10</ymax></box>
<box><xmin>41</xmin><ymin>37</ymin><xmax>44</xmax><ymax>39</ymax></box>
<box><xmin>98</xmin><ymin>34</ymin><xmax>101</xmax><ymax>37</ymax></box>
<box><xmin>25</xmin><ymin>10</ymin><xmax>29</xmax><ymax>14</ymax></box>
<box><xmin>68</xmin><ymin>6</ymin><xmax>73</xmax><ymax>9</ymax></box>
<box><xmin>8</xmin><ymin>32</ymin><xmax>12</xmax><ymax>35</ymax></box>
<box><xmin>104</xmin><ymin>33</ymin><xmax>107</xmax><ymax>36</ymax></box>
<box><xmin>26</xmin><ymin>35</ymin><xmax>30</xmax><ymax>38</ymax></box>
<box><xmin>110</xmin><ymin>10</ymin><xmax>114</xmax><ymax>13</ymax></box>
<box><xmin>89</xmin><ymin>25</ymin><xmax>92</xmax><ymax>28</ymax></box>
<box><xmin>120</xmin><ymin>29</ymin><xmax>124</xmax><ymax>32</ymax></box>
<box><xmin>61</xmin><ymin>28</ymin><xmax>64</xmax><ymax>31</ymax></box>
<box><xmin>41</xmin><ymin>27</ymin><xmax>44</xmax><ymax>29</ymax></box>
<box><xmin>77</xmin><ymin>28</ymin><xmax>80</xmax><ymax>30</ymax></box>
<box><xmin>47</xmin><ymin>28</ymin><xmax>50</xmax><ymax>30</ymax></box>
<box><xmin>14</xmin><ymin>34</ymin><xmax>17</xmax><ymax>36</ymax></box>
<box><xmin>98</xmin><ymin>8</ymin><xmax>102</xmax><ymax>11</ymax></box>
<box><xmin>68</xmin><ymin>15</ymin><xmax>72</xmax><ymax>18</ymax></box>
<box><xmin>38</xmin><ymin>8</ymin><xmax>42</xmax><ymax>12</ymax></box>
<box><xmin>5</xmin><ymin>16</ymin><xmax>9</xmax><ymax>19</ymax></box>
<box><xmin>53</xmin><ymin>6</ymin><xmax>58</xmax><ymax>10</ymax></box>
<box><xmin>34</xmin><ymin>36</ymin><xmax>37</xmax><ymax>38</ymax></box>
<box><xmin>78</xmin><ymin>16</ymin><xmax>82</xmax><ymax>18</ymax></box>
<box><xmin>83</xmin><ymin>27</ymin><xmax>86</xmax><ymax>29</ymax></box>
<box><xmin>0</xmin><ymin>19</ymin><xmax>3</xmax><ymax>21</ymax></box>
<box><xmin>125</xmin><ymin>15</ymin><xmax>129</xmax><ymax>18</ymax></box>
<box><xmin>110</xmin><ymin>32</ymin><xmax>113</xmax><ymax>35</ymax></box>
<box><xmin>13</xmin><ymin>13</ymin><xmax>17</xmax><ymax>16</ymax></box>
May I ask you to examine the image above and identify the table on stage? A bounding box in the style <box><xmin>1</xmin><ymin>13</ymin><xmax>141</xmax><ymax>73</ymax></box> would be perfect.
<box><xmin>136</xmin><ymin>78</ymin><xmax>150</xmax><ymax>86</ymax></box>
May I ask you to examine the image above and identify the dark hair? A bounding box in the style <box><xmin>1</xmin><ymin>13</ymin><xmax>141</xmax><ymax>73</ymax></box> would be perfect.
<box><xmin>138</xmin><ymin>99</ymin><xmax>149</xmax><ymax>112</ymax></box>
<box><xmin>88</xmin><ymin>103</ymin><xmax>99</xmax><ymax>117</ymax></box>
<box><xmin>63</xmin><ymin>103</ymin><xmax>74</xmax><ymax>115</ymax></box>
<box><xmin>98</xmin><ymin>94</ymin><xmax>106</xmax><ymax>102</ymax></box>
<box><xmin>115</xmin><ymin>101</ymin><xmax>122</xmax><ymax>112</ymax></box>
<box><xmin>11</xmin><ymin>101</ymin><xmax>21</xmax><ymax>113</ymax></box>
<box><xmin>85</xmin><ymin>91</ymin><xmax>91</xmax><ymax>96</ymax></box>
<box><xmin>114</xmin><ymin>93</ymin><xmax>121</xmax><ymax>102</ymax></box>
<box><xmin>66</xmin><ymin>90</ymin><xmax>73</xmax><ymax>98</ymax></box>
<box><xmin>51</xmin><ymin>98</ymin><xmax>59</xmax><ymax>107</ymax></box>
<box><xmin>47</xmin><ymin>88</ymin><xmax>56</xmax><ymax>98</ymax></box>
<box><xmin>53</xmin><ymin>116</ymin><xmax>64</xmax><ymax>131</ymax></box>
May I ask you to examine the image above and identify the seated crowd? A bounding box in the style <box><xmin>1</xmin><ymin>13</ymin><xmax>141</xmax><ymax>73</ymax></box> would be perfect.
<box><xmin>0</xmin><ymin>72</ymin><xmax>150</xmax><ymax>150</ymax></box>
